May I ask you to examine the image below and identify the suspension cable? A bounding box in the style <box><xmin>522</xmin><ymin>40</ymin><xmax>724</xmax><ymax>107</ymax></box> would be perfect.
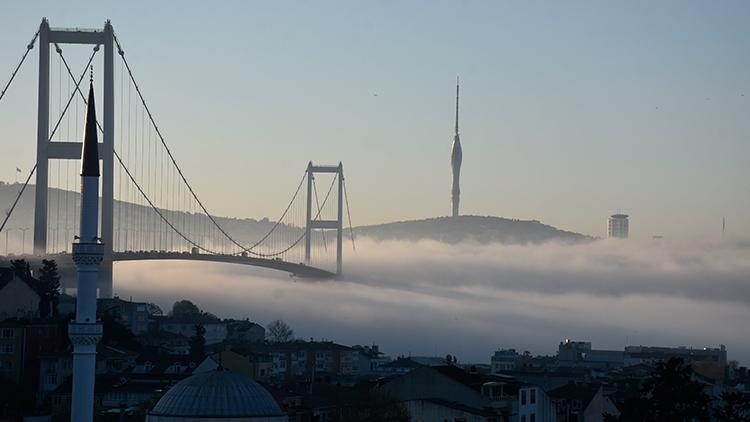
<box><xmin>1</xmin><ymin>48</ymin><xmax>96</xmax><ymax>234</ymax></box>
<box><xmin>113</xmin><ymin>32</ymin><xmax>306</xmax><ymax>256</ymax></box>
<box><xmin>61</xmin><ymin>50</ymin><xmax>306</xmax><ymax>257</ymax></box>
<box><xmin>264</xmin><ymin>173</ymin><xmax>338</xmax><ymax>257</ymax></box>
<box><xmin>312</xmin><ymin>176</ymin><xmax>328</xmax><ymax>251</ymax></box>
<box><xmin>54</xmin><ymin>34</ymin><xmax>334</xmax><ymax>259</ymax></box>
<box><xmin>113</xmin><ymin>150</ymin><xmax>218</xmax><ymax>254</ymax></box>
<box><xmin>0</xmin><ymin>29</ymin><xmax>39</xmax><ymax>105</ymax></box>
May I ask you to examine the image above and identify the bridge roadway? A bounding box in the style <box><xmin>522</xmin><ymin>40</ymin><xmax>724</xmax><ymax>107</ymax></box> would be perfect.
<box><xmin>112</xmin><ymin>251</ymin><xmax>335</xmax><ymax>278</ymax></box>
<box><xmin>1</xmin><ymin>252</ymin><xmax>335</xmax><ymax>280</ymax></box>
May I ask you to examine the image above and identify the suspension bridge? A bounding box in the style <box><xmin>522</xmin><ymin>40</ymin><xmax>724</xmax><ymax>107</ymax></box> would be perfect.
<box><xmin>0</xmin><ymin>19</ymin><xmax>356</xmax><ymax>297</ymax></box>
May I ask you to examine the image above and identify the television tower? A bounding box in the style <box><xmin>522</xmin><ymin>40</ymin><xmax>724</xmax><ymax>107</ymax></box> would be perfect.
<box><xmin>451</xmin><ymin>77</ymin><xmax>462</xmax><ymax>218</ymax></box>
<box><xmin>68</xmin><ymin>73</ymin><xmax>104</xmax><ymax>422</ymax></box>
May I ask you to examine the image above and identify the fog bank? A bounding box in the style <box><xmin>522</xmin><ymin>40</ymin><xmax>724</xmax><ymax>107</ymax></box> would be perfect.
<box><xmin>111</xmin><ymin>236</ymin><xmax>750</xmax><ymax>363</ymax></box>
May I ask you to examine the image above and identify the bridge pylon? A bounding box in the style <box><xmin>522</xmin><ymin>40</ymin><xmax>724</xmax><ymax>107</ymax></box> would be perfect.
<box><xmin>305</xmin><ymin>162</ymin><xmax>344</xmax><ymax>276</ymax></box>
<box><xmin>32</xmin><ymin>19</ymin><xmax>114</xmax><ymax>297</ymax></box>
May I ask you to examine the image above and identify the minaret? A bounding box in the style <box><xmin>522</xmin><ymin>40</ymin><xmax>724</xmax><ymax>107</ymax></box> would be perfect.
<box><xmin>451</xmin><ymin>77</ymin><xmax>463</xmax><ymax>218</ymax></box>
<box><xmin>69</xmin><ymin>70</ymin><xmax>104</xmax><ymax>422</ymax></box>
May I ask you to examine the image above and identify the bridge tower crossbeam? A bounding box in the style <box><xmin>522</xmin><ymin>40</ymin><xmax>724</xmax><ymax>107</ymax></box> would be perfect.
<box><xmin>32</xmin><ymin>19</ymin><xmax>114</xmax><ymax>297</ymax></box>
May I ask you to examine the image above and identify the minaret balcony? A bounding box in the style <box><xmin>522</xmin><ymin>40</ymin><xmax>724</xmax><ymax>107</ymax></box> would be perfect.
<box><xmin>68</xmin><ymin>322</ymin><xmax>103</xmax><ymax>346</ymax></box>
<box><xmin>72</xmin><ymin>242</ymin><xmax>104</xmax><ymax>265</ymax></box>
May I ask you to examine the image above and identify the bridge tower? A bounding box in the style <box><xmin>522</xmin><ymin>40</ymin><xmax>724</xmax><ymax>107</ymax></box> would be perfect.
<box><xmin>305</xmin><ymin>162</ymin><xmax>344</xmax><ymax>276</ymax></box>
<box><xmin>32</xmin><ymin>19</ymin><xmax>115</xmax><ymax>297</ymax></box>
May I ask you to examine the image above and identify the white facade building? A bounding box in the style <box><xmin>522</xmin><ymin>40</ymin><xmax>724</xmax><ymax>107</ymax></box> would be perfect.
<box><xmin>607</xmin><ymin>214</ymin><xmax>629</xmax><ymax>238</ymax></box>
<box><xmin>491</xmin><ymin>348</ymin><xmax>520</xmax><ymax>373</ymax></box>
<box><xmin>518</xmin><ymin>385</ymin><xmax>556</xmax><ymax>422</ymax></box>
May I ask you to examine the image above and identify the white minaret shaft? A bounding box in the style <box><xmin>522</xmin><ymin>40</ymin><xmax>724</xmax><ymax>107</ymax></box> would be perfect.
<box><xmin>451</xmin><ymin>77</ymin><xmax>463</xmax><ymax>218</ymax></box>
<box><xmin>69</xmin><ymin>78</ymin><xmax>104</xmax><ymax>422</ymax></box>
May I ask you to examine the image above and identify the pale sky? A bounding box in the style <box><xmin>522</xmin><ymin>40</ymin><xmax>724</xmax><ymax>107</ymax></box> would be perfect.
<box><xmin>1</xmin><ymin>1</ymin><xmax>749</xmax><ymax>239</ymax></box>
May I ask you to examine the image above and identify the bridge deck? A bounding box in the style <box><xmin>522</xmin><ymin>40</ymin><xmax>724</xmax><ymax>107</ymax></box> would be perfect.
<box><xmin>112</xmin><ymin>251</ymin><xmax>335</xmax><ymax>278</ymax></box>
<box><xmin>1</xmin><ymin>252</ymin><xmax>335</xmax><ymax>279</ymax></box>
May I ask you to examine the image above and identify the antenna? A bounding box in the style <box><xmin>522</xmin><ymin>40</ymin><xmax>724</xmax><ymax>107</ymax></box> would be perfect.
<box><xmin>455</xmin><ymin>76</ymin><xmax>460</xmax><ymax>136</ymax></box>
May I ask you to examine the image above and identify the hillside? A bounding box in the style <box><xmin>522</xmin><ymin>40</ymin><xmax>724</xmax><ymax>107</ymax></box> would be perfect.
<box><xmin>354</xmin><ymin>215</ymin><xmax>592</xmax><ymax>245</ymax></box>
<box><xmin>2</xmin><ymin>183</ymin><xmax>591</xmax><ymax>249</ymax></box>
<box><xmin>0</xmin><ymin>182</ymin><xmax>303</xmax><ymax>251</ymax></box>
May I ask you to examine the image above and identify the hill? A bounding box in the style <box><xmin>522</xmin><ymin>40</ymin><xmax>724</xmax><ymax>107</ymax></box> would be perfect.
<box><xmin>354</xmin><ymin>215</ymin><xmax>592</xmax><ymax>245</ymax></box>
<box><xmin>2</xmin><ymin>183</ymin><xmax>591</xmax><ymax>249</ymax></box>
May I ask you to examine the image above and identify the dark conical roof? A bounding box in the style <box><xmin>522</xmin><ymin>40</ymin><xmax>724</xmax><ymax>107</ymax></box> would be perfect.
<box><xmin>80</xmin><ymin>82</ymin><xmax>99</xmax><ymax>177</ymax></box>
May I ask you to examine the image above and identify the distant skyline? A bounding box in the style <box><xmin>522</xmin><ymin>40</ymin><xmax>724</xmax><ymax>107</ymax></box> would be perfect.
<box><xmin>1</xmin><ymin>1</ymin><xmax>749</xmax><ymax>239</ymax></box>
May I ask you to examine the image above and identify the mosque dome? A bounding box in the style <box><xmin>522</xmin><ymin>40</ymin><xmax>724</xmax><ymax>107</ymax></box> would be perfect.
<box><xmin>148</xmin><ymin>370</ymin><xmax>287</xmax><ymax>421</ymax></box>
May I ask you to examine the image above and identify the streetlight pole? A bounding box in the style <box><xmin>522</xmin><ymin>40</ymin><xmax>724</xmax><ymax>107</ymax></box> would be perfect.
<box><xmin>19</xmin><ymin>228</ymin><xmax>29</xmax><ymax>255</ymax></box>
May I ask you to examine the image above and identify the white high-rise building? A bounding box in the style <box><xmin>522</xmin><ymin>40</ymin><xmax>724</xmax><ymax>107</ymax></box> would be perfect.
<box><xmin>608</xmin><ymin>214</ymin><xmax>629</xmax><ymax>238</ymax></box>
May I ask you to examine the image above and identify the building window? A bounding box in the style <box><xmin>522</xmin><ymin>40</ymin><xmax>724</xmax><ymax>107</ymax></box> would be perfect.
<box><xmin>521</xmin><ymin>389</ymin><xmax>527</xmax><ymax>405</ymax></box>
<box><xmin>521</xmin><ymin>416</ymin><xmax>526</xmax><ymax>422</ymax></box>
<box><xmin>0</xmin><ymin>360</ymin><xmax>12</xmax><ymax>371</ymax></box>
<box><xmin>45</xmin><ymin>373</ymin><xmax>58</xmax><ymax>385</ymax></box>
<box><xmin>0</xmin><ymin>344</ymin><xmax>14</xmax><ymax>354</ymax></box>
<box><xmin>0</xmin><ymin>329</ymin><xmax>14</xmax><ymax>339</ymax></box>
<box><xmin>530</xmin><ymin>414</ymin><xmax>536</xmax><ymax>422</ymax></box>
<box><xmin>530</xmin><ymin>388</ymin><xmax>536</xmax><ymax>404</ymax></box>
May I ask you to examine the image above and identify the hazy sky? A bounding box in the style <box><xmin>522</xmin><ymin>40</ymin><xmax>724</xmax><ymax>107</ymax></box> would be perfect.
<box><xmin>1</xmin><ymin>1</ymin><xmax>749</xmax><ymax>239</ymax></box>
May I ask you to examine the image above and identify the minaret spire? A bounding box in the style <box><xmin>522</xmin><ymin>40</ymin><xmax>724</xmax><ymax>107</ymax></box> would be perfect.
<box><xmin>81</xmin><ymin>72</ymin><xmax>99</xmax><ymax>177</ymax></box>
<box><xmin>69</xmin><ymin>72</ymin><xmax>104</xmax><ymax>422</ymax></box>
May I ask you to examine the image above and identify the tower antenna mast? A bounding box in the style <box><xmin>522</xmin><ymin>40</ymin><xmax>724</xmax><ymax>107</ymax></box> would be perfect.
<box><xmin>450</xmin><ymin>76</ymin><xmax>463</xmax><ymax>218</ymax></box>
<box><xmin>455</xmin><ymin>76</ymin><xmax>459</xmax><ymax>136</ymax></box>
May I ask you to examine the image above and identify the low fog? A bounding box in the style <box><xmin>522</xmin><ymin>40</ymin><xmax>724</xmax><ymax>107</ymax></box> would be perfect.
<box><xmin>111</xmin><ymin>236</ymin><xmax>750</xmax><ymax>364</ymax></box>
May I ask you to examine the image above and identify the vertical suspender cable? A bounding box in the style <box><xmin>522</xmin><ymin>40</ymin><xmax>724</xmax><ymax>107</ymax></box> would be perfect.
<box><xmin>343</xmin><ymin>178</ymin><xmax>356</xmax><ymax>251</ymax></box>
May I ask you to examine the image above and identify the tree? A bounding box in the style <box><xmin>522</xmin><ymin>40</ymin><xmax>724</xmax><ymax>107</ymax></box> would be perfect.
<box><xmin>715</xmin><ymin>391</ymin><xmax>750</xmax><ymax>422</ymax></box>
<box><xmin>171</xmin><ymin>300</ymin><xmax>201</xmax><ymax>319</ymax></box>
<box><xmin>100</xmin><ymin>314</ymin><xmax>141</xmax><ymax>351</ymax></box>
<box><xmin>189</xmin><ymin>323</ymin><xmax>206</xmax><ymax>357</ymax></box>
<box><xmin>37</xmin><ymin>259</ymin><xmax>61</xmax><ymax>319</ymax></box>
<box><xmin>10</xmin><ymin>259</ymin><xmax>31</xmax><ymax>279</ymax></box>
<box><xmin>266</xmin><ymin>319</ymin><xmax>294</xmax><ymax>343</ymax></box>
<box><xmin>605</xmin><ymin>357</ymin><xmax>710</xmax><ymax>422</ymax></box>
